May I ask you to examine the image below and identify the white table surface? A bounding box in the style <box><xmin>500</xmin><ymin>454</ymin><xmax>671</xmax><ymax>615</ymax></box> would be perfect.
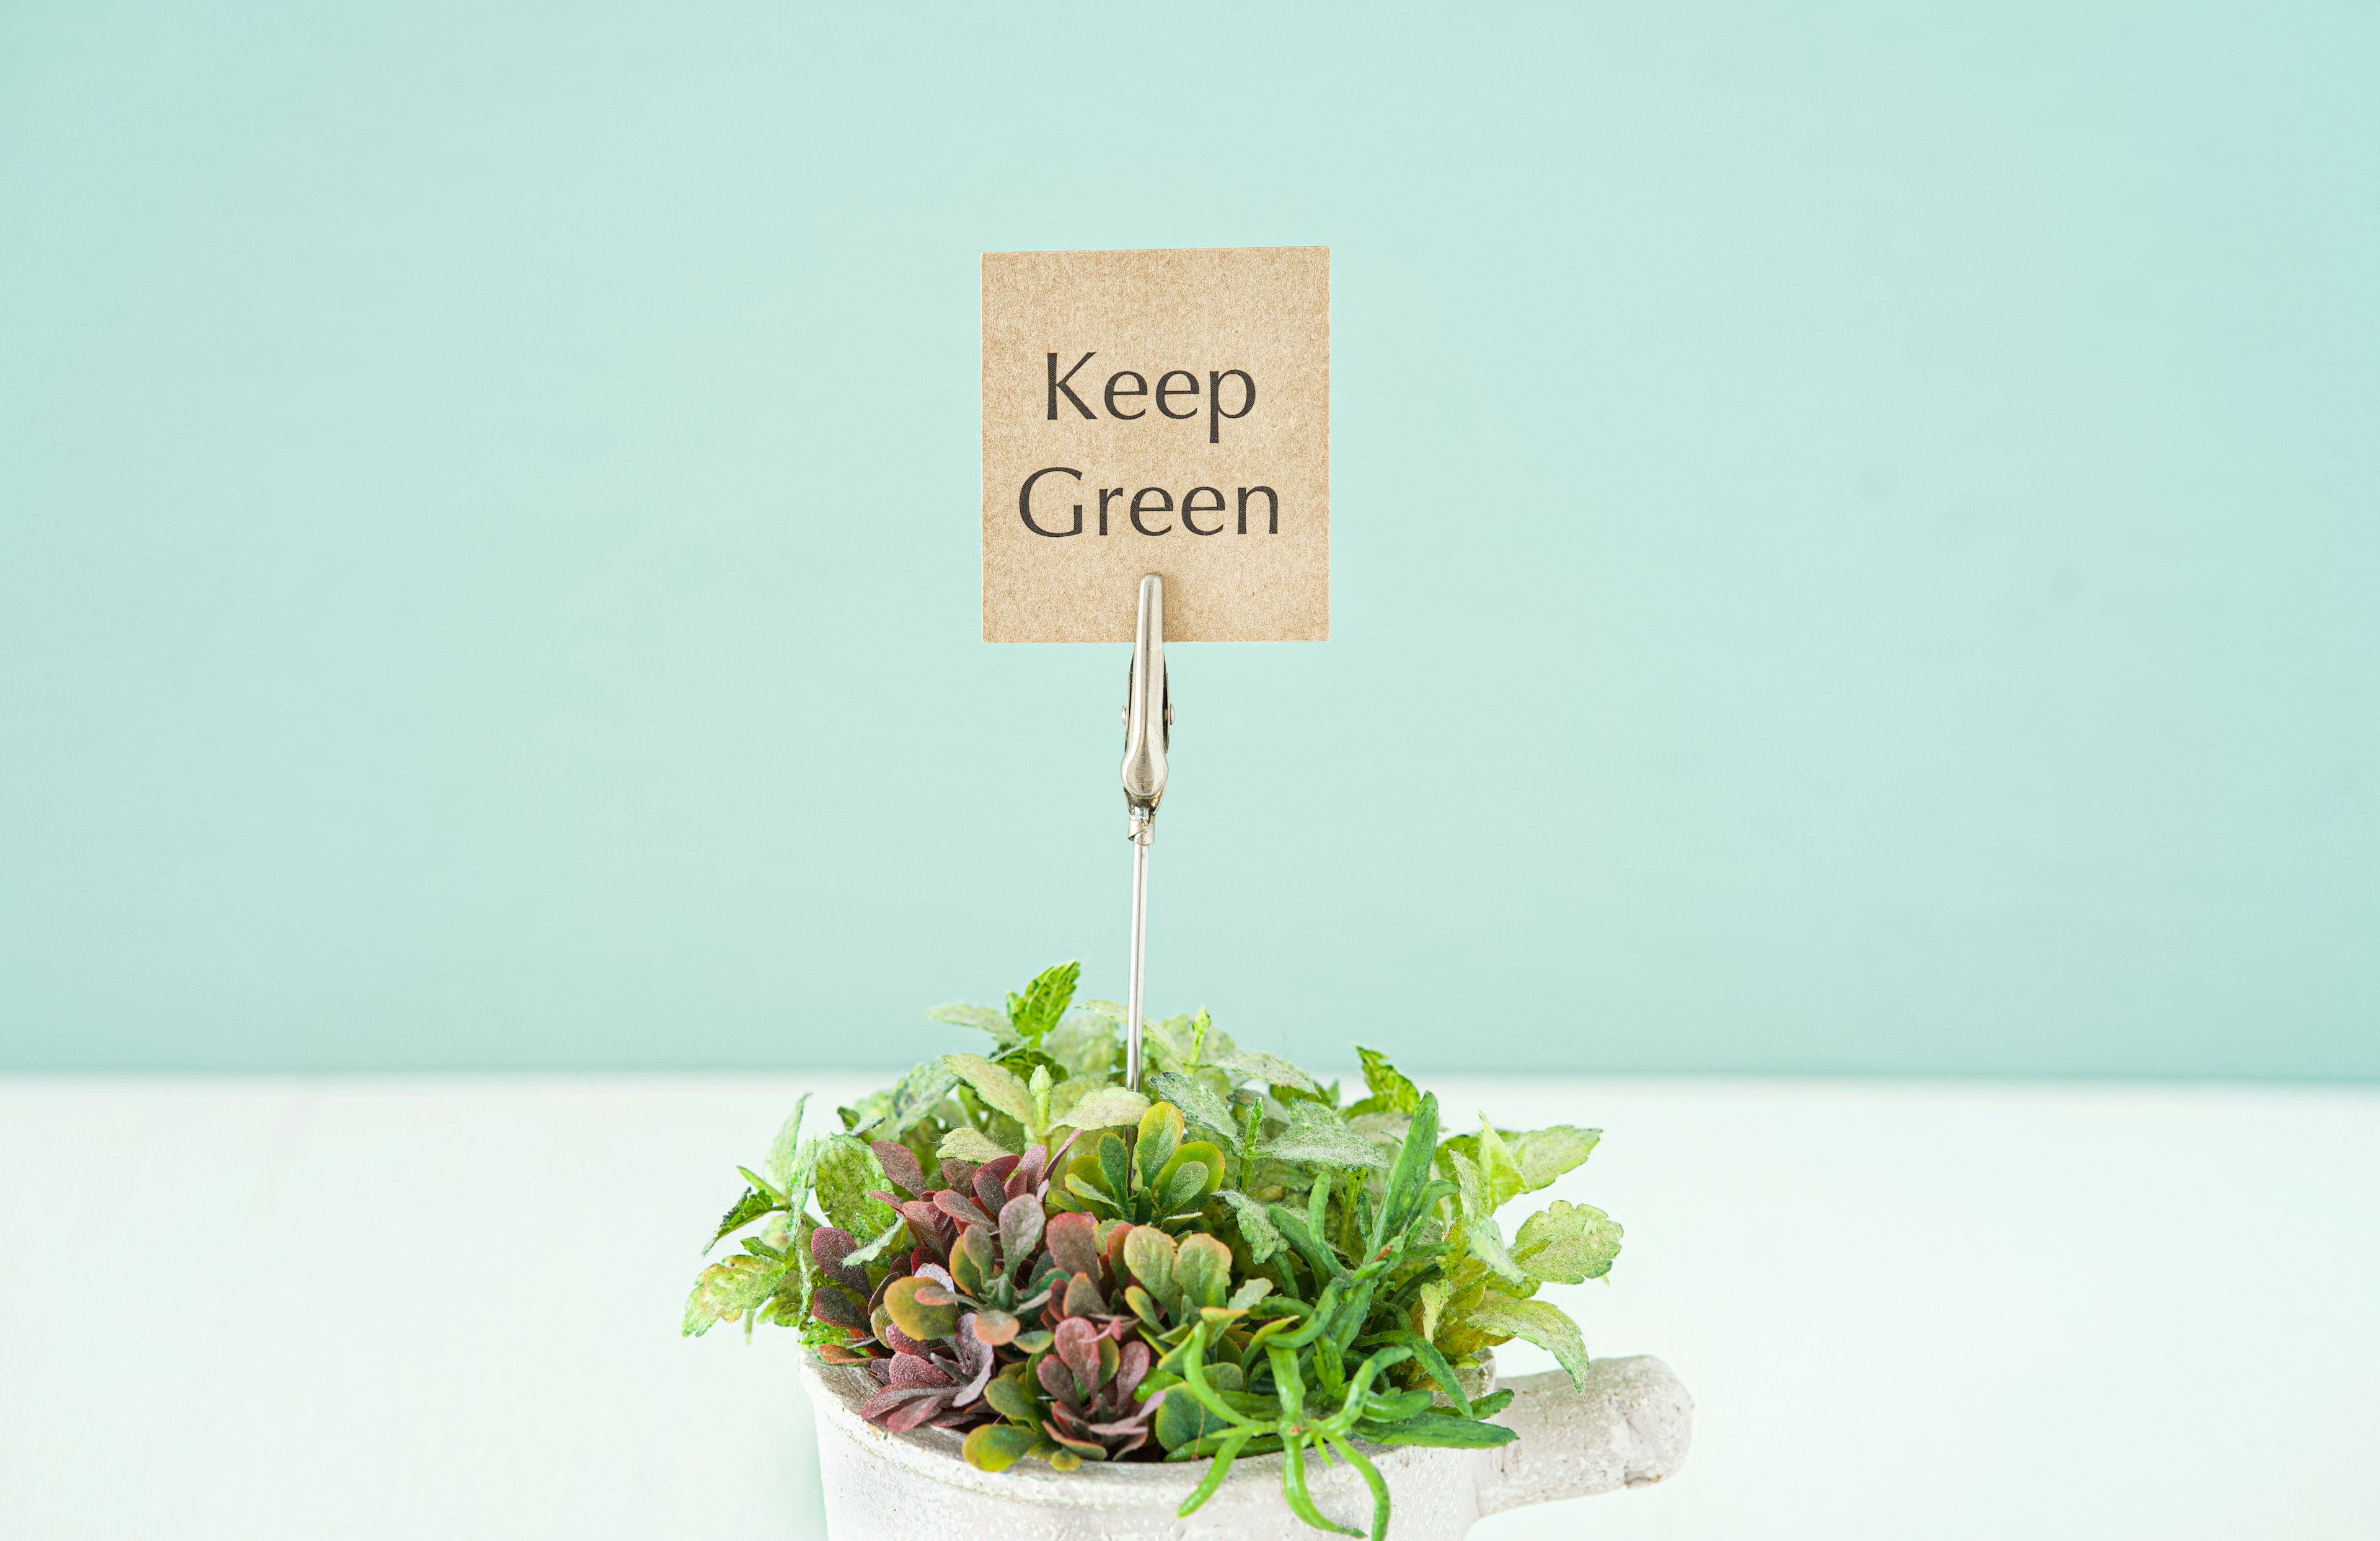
<box><xmin>4</xmin><ymin>1074</ymin><xmax>2373</xmax><ymax>1539</ymax></box>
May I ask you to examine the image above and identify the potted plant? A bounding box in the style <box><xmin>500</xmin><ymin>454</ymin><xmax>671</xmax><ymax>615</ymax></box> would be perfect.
<box><xmin>684</xmin><ymin>964</ymin><xmax>1691</xmax><ymax>1540</ymax></box>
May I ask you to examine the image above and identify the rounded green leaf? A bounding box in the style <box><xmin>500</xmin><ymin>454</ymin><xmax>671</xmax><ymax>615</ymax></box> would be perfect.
<box><xmin>963</xmin><ymin>1423</ymin><xmax>1041</xmax><ymax>1473</ymax></box>
<box><xmin>1122</xmin><ymin>1224</ymin><xmax>1179</xmax><ymax>1306</ymax></box>
<box><xmin>1173</xmin><ymin>1233</ymin><xmax>1232</xmax><ymax>1312</ymax></box>
<box><xmin>1135</xmin><ymin>1102</ymin><xmax>1185</xmax><ymax>1188</ymax></box>
<box><xmin>883</xmin><ymin>1274</ymin><xmax>960</xmax><ymax>1341</ymax></box>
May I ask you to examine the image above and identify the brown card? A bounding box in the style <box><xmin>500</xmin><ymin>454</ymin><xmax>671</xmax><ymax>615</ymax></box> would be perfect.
<box><xmin>981</xmin><ymin>247</ymin><xmax>1329</xmax><ymax>642</ymax></box>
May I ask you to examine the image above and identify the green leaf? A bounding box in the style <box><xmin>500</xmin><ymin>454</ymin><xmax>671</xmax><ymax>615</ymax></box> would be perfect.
<box><xmin>1043</xmin><ymin>1013</ymin><xmax>1119</xmax><ymax>1077</ymax></box>
<box><xmin>761</xmin><ymin>1095</ymin><xmax>813</xmax><ymax>1196</ymax></box>
<box><xmin>1509</xmin><ymin>1125</ymin><xmax>1601</xmax><ymax>1193</ymax></box>
<box><xmin>945</xmin><ymin>1054</ymin><xmax>1036</xmax><ymax>1126</ymax></box>
<box><xmin>1476</xmin><ymin>1121</ymin><xmax>1527</xmax><ymax>1211</ymax></box>
<box><xmin>1135</xmin><ymin>1102</ymin><xmax>1186</xmax><ymax>1185</ymax></box>
<box><xmin>1360</xmin><ymin>1415</ymin><xmax>1520</xmax><ymax>1449</ymax></box>
<box><xmin>1207</xmin><ymin>1048</ymin><xmax>1320</xmax><ymax>1095</ymax></box>
<box><xmin>1512</xmin><ymin>1200</ymin><xmax>1624</xmax><ymax>1284</ymax></box>
<box><xmin>1006</xmin><ymin>961</ymin><xmax>1080</xmax><ymax>1044</ymax></box>
<box><xmin>884</xmin><ymin>1275</ymin><xmax>961</xmax><ymax>1340</ymax></box>
<box><xmin>1375</xmin><ymin>1329</ymin><xmax>1473</xmax><ymax>1418</ymax></box>
<box><xmin>1259</xmin><ymin>1101</ymin><xmax>1389</xmax><ymax>1169</ymax></box>
<box><xmin>813</xmin><ymin>1136</ymin><xmax>900</xmax><ymax>1240</ymax></box>
<box><xmin>863</xmin><ymin>1062</ymin><xmax>963</xmax><ymax>1143</ymax></box>
<box><xmin>963</xmin><ymin>1423</ymin><xmax>1041</xmax><ymax>1472</ymax></box>
<box><xmin>1064</xmin><ymin>1085</ymin><xmax>1152</xmax><ymax>1131</ymax></box>
<box><xmin>1174</xmin><ymin>1233</ymin><xmax>1232</xmax><ymax>1311</ymax></box>
<box><xmin>1215</xmin><ymin>1189</ymin><xmax>1287</xmax><ymax>1263</ymax></box>
<box><xmin>1445</xmin><ymin>1149</ymin><xmax>1526</xmax><ymax>1285</ymax></box>
<box><xmin>1046</xmin><ymin>1074</ymin><xmax>1111</xmax><ymax>1125</ymax></box>
<box><xmin>1146</xmin><ymin>1071</ymin><xmax>1238</xmax><ymax>1141</ymax></box>
<box><xmin>1123</xmin><ymin>1224</ymin><xmax>1179</xmax><ymax>1307</ymax></box>
<box><xmin>842</xmin><ymin>1212</ymin><xmax>909</xmax><ymax>1269</ymax></box>
<box><xmin>937</xmin><ymin>1126</ymin><xmax>1018</xmax><ymax>1162</ymax></box>
<box><xmin>927</xmin><ymin>1003</ymin><xmax>1016</xmax><ymax>1044</ymax></box>
<box><xmin>1353</xmin><ymin>1048</ymin><xmax>1422</xmax><ymax>1115</ymax></box>
<box><xmin>681</xmin><ymin>1253</ymin><xmax>786</xmax><ymax>1337</ymax></box>
<box><xmin>706</xmin><ymin>1186</ymin><xmax>781</xmax><ymax>1253</ymax></box>
<box><xmin>1373</xmin><ymin>1092</ymin><xmax>1440</xmax><ymax>1249</ymax></box>
<box><xmin>1465</xmin><ymin>1294</ymin><xmax>1590</xmax><ymax>1389</ymax></box>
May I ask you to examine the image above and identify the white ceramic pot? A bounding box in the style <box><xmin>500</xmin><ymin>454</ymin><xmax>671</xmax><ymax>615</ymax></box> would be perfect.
<box><xmin>804</xmin><ymin>1353</ymin><xmax>1692</xmax><ymax>1541</ymax></box>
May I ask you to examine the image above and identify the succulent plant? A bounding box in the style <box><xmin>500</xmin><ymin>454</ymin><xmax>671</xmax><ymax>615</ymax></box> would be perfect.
<box><xmin>684</xmin><ymin>962</ymin><xmax>1632</xmax><ymax>1541</ymax></box>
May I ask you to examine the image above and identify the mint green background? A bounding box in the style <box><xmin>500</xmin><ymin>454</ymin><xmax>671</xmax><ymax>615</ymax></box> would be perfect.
<box><xmin>3</xmin><ymin>4</ymin><xmax>2374</xmax><ymax>1076</ymax></box>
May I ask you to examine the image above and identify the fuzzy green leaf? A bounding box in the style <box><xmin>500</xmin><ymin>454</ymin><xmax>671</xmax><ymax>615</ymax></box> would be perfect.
<box><xmin>1466</xmin><ymin>1294</ymin><xmax>1590</xmax><ymax>1389</ymax></box>
<box><xmin>1509</xmin><ymin>1125</ymin><xmax>1601</xmax><ymax>1193</ymax></box>
<box><xmin>760</xmin><ymin>1094</ymin><xmax>813</xmax><ymax>1196</ymax></box>
<box><xmin>937</xmin><ymin>1126</ymin><xmax>1018</xmax><ymax>1163</ymax></box>
<box><xmin>864</xmin><ymin>1062</ymin><xmax>963</xmax><ymax>1143</ymax></box>
<box><xmin>1146</xmin><ymin>1072</ymin><xmax>1238</xmax><ymax>1141</ymax></box>
<box><xmin>1215</xmin><ymin>1189</ymin><xmax>1287</xmax><ymax>1263</ymax></box>
<box><xmin>1207</xmin><ymin>1048</ymin><xmax>1320</xmax><ymax>1095</ymax></box>
<box><xmin>1259</xmin><ymin>1101</ymin><xmax>1390</xmax><ymax>1169</ymax></box>
<box><xmin>1512</xmin><ymin>1200</ymin><xmax>1624</xmax><ymax>1284</ymax></box>
<box><xmin>706</xmin><ymin>1187</ymin><xmax>782</xmax><ymax>1253</ymax></box>
<box><xmin>1064</xmin><ymin>1086</ymin><xmax>1152</xmax><ymax>1131</ymax></box>
<box><xmin>681</xmin><ymin>1253</ymin><xmax>786</xmax><ymax>1337</ymax></box>
<box><xmin>1043</xmin><ymin>1013</ymin><xmax>1119</xmax><ymax>1077</ymax></box>
<box><xmin>813</xmin><ymin>1136</ymin><xmax>900</xmax><ymax>1240</ymax></box>
<box><xmin>927</xmin><ymin>1003</ymin><xmax>1015</xmax><ymax>1043</ymax></box>
<box><xmin>944</xmin><ymin>1054</ymin><xmax>1035</xmax><ymax>1126</ymax></box>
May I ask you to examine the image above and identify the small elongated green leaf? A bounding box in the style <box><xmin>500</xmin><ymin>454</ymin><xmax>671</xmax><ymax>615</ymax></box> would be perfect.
<box><xmin>1512</xmin><ymin>1200</ymin><xmax>1624</xmax><ymax>1284</ymax></box>
<box><xmin>1260</xmin><ymin>1101</ymin><xmax>1389</xmax><ymax>1169</ymax></box>
<box><xmin>681</xmin><ymin>1253</ymin><xmax>786</xmax><ymax>1337</ymax></box>
<box><xmin>1215</xmin><ymin>1189</ymin><xmax>1287</xmax><ymax>1263</ymax></box>
<box><xmin>1376</xmin><ymin>1329</ymin><xmax>1472</xmax><ymax>1418</ymax></box>
<box><xmin>945</xmin><ymin>1054</ymin><xmax>1036</xmax><ymax>1125</ymax></box>
<box><xmin>1147</xmin><ymin>1072</ymin><xmax>1237</xmax><ymax>1141</ymax></box>
<box><xmin>1466</xmin><ymin>1294</ymin><xmax>1590</xmax><ymax>1388</ymax></box>
<box><xmin>1360</xmin><ymin>1415</ymin><xmax>1520</xmax><ymax>1449</ymax></box>
<box><xmin>1509</xmin><ymin>1125</ymin><xmax>1601</xmax><ymax>1193</ymax></box>
<box><xmin>1373</xmin><ymin>1092</ymin><xmax>1440</xmax><ymax>1248</ymax></box>
<box><xmin>1354</xmin><ymin>1047</ymin><xmax>1422</xmax><ymax>1115</ymax></box>
<box><xmin>1064</xmin><ymin>1086</ymin><xmax>1151</xmax><ymax>1131</ymax></box>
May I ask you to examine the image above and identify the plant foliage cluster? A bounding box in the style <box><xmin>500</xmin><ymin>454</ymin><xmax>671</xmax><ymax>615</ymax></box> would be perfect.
<box><xmin>684</xmin><ymin>964</ymin><xmax>1624</xmax><ymax>1540</ymax></box>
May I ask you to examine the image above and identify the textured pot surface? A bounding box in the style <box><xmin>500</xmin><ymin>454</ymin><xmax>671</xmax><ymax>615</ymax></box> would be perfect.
<box><xmin>803</xmin><ymin>1352</ymin><xmax>1691</xmax><ymax>1541</ymax></box>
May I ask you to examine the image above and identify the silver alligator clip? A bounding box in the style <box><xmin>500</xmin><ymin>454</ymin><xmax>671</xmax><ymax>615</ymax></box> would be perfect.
<box><xmin>1119</xmin><ymin>574</ymin><xmax>1171</xmax><ymax>1090</ymax></box>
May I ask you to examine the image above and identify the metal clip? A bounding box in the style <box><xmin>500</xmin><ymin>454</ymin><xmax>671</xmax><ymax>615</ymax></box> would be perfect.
<box><xmin>1119</xmin><ymin>575</ymin><xmax>1171</xmax><ymax>1088</ymax></box>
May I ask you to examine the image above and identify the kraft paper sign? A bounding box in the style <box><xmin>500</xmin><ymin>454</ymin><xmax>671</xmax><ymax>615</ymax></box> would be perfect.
<box><xmin>982</xmin><ymin>247</ymin><xmax>1329</xmax><ymax>642</ymax></box>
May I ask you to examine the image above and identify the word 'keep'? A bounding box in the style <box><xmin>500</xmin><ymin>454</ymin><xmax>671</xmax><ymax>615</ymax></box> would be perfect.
<box><xmin>1047</xmin><ymin>352</ymin><xmax>1255</xmax><ymax>444</ymax></box>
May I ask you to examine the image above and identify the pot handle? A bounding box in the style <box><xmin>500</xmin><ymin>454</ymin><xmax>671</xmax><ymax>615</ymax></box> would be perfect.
<box><xmin>1473</xmin><ymin>1356</ymin><xmax>1694</xmax><ymax>1516</ymax></box>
